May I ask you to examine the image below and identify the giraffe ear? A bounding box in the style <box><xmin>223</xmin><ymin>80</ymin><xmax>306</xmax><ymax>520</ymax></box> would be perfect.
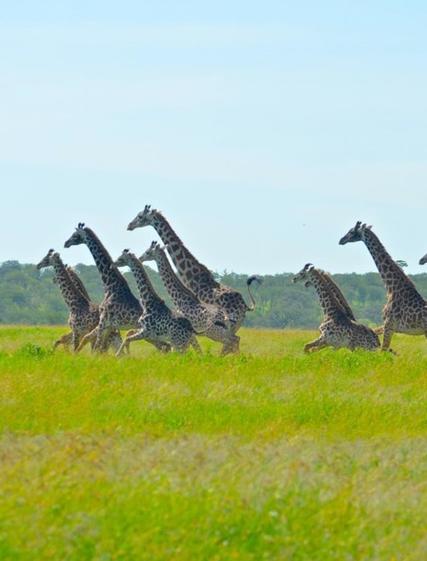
<box><xmin>366</xmin><ymin>224</ymin><xmax>372</xmax><ymax>230</ymax></box>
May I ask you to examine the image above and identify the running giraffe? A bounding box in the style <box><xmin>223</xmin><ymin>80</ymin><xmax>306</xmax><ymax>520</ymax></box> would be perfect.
<box><xmin>340</xmin><ymin>221</ymin><xmax>427</xmax><ymax>350</ymax></box>
<box><xmin>293</xmin><ymin>263</ymin><xmax>380</xmax><ymax>352</ymax></box>
<box><xmin>64</xmin><ymin>224</ymin><xmax>170</xmax><ymax>353</ymax></box>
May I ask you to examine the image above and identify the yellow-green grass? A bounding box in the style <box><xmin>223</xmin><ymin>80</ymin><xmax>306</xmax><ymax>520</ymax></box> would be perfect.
<box><xmin>0</xmin><ymin>326</ymin><xmax>426</xmax><ymax>560</ymax></box>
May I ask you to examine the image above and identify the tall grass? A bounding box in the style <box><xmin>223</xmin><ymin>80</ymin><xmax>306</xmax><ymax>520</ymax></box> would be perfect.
<box><xmin>0</xmin><ymin>326</ymin><xmax>426</xmax><ymax>560</ymax></box>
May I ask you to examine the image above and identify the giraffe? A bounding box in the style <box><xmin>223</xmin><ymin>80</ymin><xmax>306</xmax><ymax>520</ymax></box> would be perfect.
<box><xmin>140</xmin><ymin>241</ymin><xmax>239</xmax><ymax>354</ymax></box>
<box><xmin>114</xmin><ymin>249</ymin><xmax>201</xmax><ymax>354</ymax></box>
<box><xmin>293</xmin><ymin>263</ymin><xmax>380</xmax><ymax>352</ymax></box>
<box><xmin>127</xmin><ymin>206</ymin><xmax>260</xmax><ymax>350</ymax></box>
<box><xmin>339</xmin><ymin>221</ymin><xmax>427</xmax><ymax>351</ymax></box>
<box><xmin>64</xmin><ymin>224</ymin><xmax>171</xmax><ymax>353</ymax></box>
<box><xmin>37</xmin><ymin>249</ymin><xmax>102</xmax><ymax>351</ymax></box>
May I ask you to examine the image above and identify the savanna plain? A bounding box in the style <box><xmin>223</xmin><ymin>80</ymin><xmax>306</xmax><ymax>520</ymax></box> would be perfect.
<box><xmin>0</xmin><ymin>326</ymin><xmax>427</xmax><ymax>560</ymax></box>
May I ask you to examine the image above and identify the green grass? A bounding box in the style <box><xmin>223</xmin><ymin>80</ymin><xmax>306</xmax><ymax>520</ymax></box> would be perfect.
<box><xmin>0</xmin><ymin>326</ymin><xmax>426</xmax><ymax>560</ymax></box>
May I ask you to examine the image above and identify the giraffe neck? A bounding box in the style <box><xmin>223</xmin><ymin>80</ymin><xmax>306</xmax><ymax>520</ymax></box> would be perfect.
<box><xmin>154</xmin><ymin>249</ymin><xmax>199</xmax><ymax>308</ymax></box>
<box><xmin>83</xmin><ymin>228</ymin><xmax>133</xmax><ymax>297</ymax></box>
<box><xmin>362</xmin><ymin>229</ymin><xmax>414</xmax><ymax>294</ymax></box>
<box><xmin>126</xmin><ymin>254</ymin><xmax>163</xmax><ymax>307</ymax></box>
<box><xmin>52</xmin><ymin>257</ymin><xmax>88</xmax><ymax>311</ymax></box>
<box><xmin>151</xmin><ymin>212</ymin><xmax>219</xmax><ymax>291</ymax></box>
<box><xmin>66</xmin><ymin>267</ymin><xmax>91</xmax><ymax>301</ymax></box>
<box><xmin>309</xmin><ymin>269</ymin><xmax>346</xmax><ymax>320</ymax></box>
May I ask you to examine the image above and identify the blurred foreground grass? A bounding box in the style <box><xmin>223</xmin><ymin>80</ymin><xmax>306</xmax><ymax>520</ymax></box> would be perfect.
<box><xmin>0</xmin><ymin>326</ymin><xmax>426</xmax><ymax>560</ymax></box>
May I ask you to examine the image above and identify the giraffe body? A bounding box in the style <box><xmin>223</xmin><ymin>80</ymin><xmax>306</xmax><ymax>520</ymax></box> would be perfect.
<box><xmin>127</xmin><ymin>207</ymin><xmax>260</xmax><ymax>347</ymax></box>
<box><xmin>293</xmin><ymin>264</ymin><xmax>380</xmax><ymax>352</ymax></box>
<box><xmin>140</xmin><ymin>242</ymin><xmax>239</xmax><ymax>354</ymax></box>
<box><xmin>340</xmin><ymin>222</ymin><xmax>427</xmax><ymax>350</ymax></box>
<box><xmin>114</xmin><ymin>249</ymin><xmax>200</xmax><ymax>354</ymax></box>
<box><xmin>64</xmin><ymin>224</ymin><xmax>170</xmax><ymax>353</ymax></box>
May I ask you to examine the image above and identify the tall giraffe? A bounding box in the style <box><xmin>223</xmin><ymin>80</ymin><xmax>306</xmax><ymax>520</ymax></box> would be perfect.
<box><xmin>140</xmin><ymin>241</ymin><xmax>238</xmax><ymax>354</ymax></box>
<box><xmin>293</xmin><ymin>263</ymin><xmax>380</xmax><ymax>352</ymax></box>
<box><xmin>340</xmin><ymin>221</ymin><xmax>427</xmax><ymax>350</ymax></box>
<box><xmin>64</xmin><ymin>224</ymin><xmax>170</xmax><ymax>353</ymax></box>
<box><xmin>114</xmin><ymin>249</ymin><xmax>200</xmax><ymax>354</ymax></box>
<box><xmin>127</xmin><ymin>206</ymin><xmax>260</xmax><ymax>348</ymax></box>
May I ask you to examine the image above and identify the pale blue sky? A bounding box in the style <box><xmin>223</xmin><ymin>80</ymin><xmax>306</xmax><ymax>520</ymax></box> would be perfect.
<box><xmin>1</xmin><ymin>1</ymin><xmax>426</xmax><ymax>273</ymax></box>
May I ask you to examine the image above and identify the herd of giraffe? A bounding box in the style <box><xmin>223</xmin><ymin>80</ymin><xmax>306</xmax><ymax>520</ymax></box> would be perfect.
<box><xmin>37</xmin><ymin>206</ymin><xmax>260</xmax><ymax>356</ymax></box>
<box><xmin>36</xmin><ymin>210</ymin><xmax>427</xmax><ymax>357</ymax></box>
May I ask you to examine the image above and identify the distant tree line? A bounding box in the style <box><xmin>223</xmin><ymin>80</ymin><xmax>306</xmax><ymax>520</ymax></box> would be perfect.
<box><xmin>1</xmin><ymin>260</ymin><xmax>427</xmax><ymax>329</ymax></box>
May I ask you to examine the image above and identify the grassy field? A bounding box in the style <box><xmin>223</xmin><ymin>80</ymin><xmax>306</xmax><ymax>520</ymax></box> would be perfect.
<box><xmin>0</xmin><ymin>326</ymin><xmax>426</xmax><ymax>560</ymax></box>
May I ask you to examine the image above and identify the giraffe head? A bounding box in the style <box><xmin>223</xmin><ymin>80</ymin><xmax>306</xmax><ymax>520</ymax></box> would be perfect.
<box><xmin>127</xmin><ymin>205</ymin><xmax>156</xmax><ymax>231</ymax></box>
<box><xmin>114</xmin><ymin>249</ymin><xmax>133</xmax><ymax>268</ymax></box>
<box><xmin>37</xmin><ymin>249</ymin><xmax>56</xmax><ymax>270</ymax></box>
<box><xmin>139</xmin><ymin>241</ymin><xmax>164</xmax><ymax>263</ymax></box>
<box><xmin>292</xmin><ymin>263</ymin><xmax>314</xmax><ymax>284</ymax></box>
<box><xmin>64</xmin><ymin>223</ymin><xmax>86</xmax><ymax>248</ymax></box>
<box><xmin>420</xmin><ymin>253</ymin><xmax>427</xmax><ymax>266</ymax></box>
<box><xmin>339</xmin><ymin>221</ymin><xmax>372</xmax><ymax>245</ymax></box>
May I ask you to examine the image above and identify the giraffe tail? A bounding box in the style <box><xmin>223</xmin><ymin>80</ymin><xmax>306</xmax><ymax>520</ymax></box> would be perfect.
<box><xmin>246</xmin><ymin>275</ymin><xmax>262</xmax><ymax>310</ymax></box>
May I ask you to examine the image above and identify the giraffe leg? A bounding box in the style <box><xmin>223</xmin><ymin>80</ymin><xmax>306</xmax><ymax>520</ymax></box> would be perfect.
<box><xmin>72</xmin><ymin>329</ymin><xmax>86</xmax><ymax>353</ymax></box>
<box><xmin>53</xmin><ymin>332</ymin><xmax>73</xmax><ymax>350</ymax></box>
<box><xmin>150</xmin><ymin>340</ymin><xmax>172</xmax><ymax>353</ymax></box>
<box><xmin>304</xmin><ymin>336</ymin><xmax>328</xmax><ymax>353</ymax></box>
<box><xmin>91</xmin><ymin>315</ymin><xmax>112</xmax><ymax>353</ymax></box>
<box><xmin>77</xmin><ymin>326</ymin><xmax>99</xmax><ymax>353</ymax></box>
<box><xmin>381</xmin><ymin>323</ymin><xmax>394</xmax><ymax>352</ymax></box>
<box><xmin>118</xmin><ymin>329</ymin><xmax>171</xmax><ymax>354</ymax></box>
<box><xmin>221</xmin><ymin>334</ymin><xmax>240</xmax><ymax>355</ymax></box>
<box><xmin>190</xmin><ymin>336</ymin><xmax>202</xmax><ymax>354</ymax></box>
<box><xmin>116</xmin><ymin>329</ymin><xmax>148</xmax><ymax>356</ymax></box>
<box><xmin>120</xmin><ymin>329</ymin><xmax>139</xmax><ymax>354</ymax></box>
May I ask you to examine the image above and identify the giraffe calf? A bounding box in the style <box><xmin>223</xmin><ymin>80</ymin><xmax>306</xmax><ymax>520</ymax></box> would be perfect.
<box><xmin>294</xmin><ymin>264</ymin><xmax>380</xmax><ymax>353</ymax></box>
